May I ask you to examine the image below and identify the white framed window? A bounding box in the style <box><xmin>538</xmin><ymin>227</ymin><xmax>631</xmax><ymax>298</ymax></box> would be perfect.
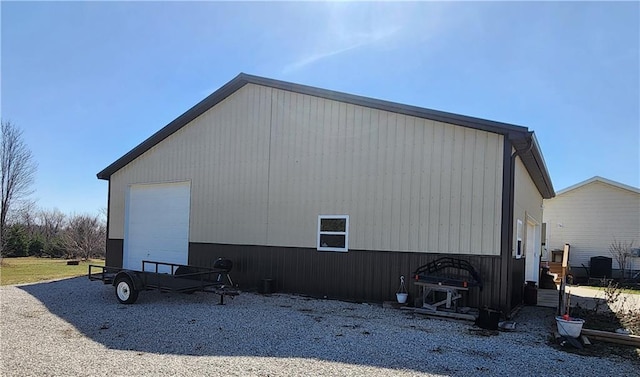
<box><xmin>317</xmin><ymin>215</ymin><xmax>349</xmax><ymax>252</ymax></box>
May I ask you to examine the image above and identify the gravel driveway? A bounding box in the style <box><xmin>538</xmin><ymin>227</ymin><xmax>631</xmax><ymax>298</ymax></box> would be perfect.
<box><xmin>1</xmin><ymin>277</ymin><xmax>638</xmax><ymax>377</ymax></box>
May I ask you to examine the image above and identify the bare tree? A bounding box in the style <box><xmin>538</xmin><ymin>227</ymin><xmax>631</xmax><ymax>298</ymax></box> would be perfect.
<box><xmin>609</xmin><ymin>238</ymin><xmax>635</xmax><ymax>280</ymax></box>
<box><xmin>14</xmin><ymin>200</ymin><xmax>38</xmax><ymax>233</ymax></box>
<box><xmin>37</xmin><ymin>208</ymin><xmax>66</xmax><ymax>241</ymax></box>
<box><xmin>1</xmin><ymin>121</ymin><xmax>37</xmax><ymax>256</ymax></box>
<box><xmin>63</xmin><ymin>214</ymin><xmax>106</xmax><ymax>260</ymax></box>
<box><xmin>36</xmin><ymin>208</ymin><xmax>67</xmax><ymax>257</ymax></box>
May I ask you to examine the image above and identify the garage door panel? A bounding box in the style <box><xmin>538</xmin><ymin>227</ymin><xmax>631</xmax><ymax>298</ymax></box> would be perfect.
<box><xmin>124</xmin><ymin>182</ymin><xmax>190</xmax><ymax>272</ymax></box>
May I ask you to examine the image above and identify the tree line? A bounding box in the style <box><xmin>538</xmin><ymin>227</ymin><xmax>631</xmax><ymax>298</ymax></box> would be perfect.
<box><xmin>4</xmin><ymin>207</ymin><xmax>105</xmax><ymax>259</ymax></box>
<box><xmin>1</xmin><ymin>120</ymin><xmax>105</xmax><ymax>260</ymax></box>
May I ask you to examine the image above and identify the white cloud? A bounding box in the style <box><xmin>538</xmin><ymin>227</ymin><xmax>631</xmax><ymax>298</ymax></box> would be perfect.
<box><xmin>281</xmin><ymin>2</ymin><xmax>450</xmax><ymax>75</ymax></box>
<box><xmin>283</xmin><ymin>26</ymin><xmax>400</xmax><ymax>73</ymax></box>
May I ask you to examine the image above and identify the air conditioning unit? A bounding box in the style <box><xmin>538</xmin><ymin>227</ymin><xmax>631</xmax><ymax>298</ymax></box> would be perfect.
<box><xmin>631</xmin><ymin>248</ymin><xmax>640</xmax><ymax>257</ymax></box>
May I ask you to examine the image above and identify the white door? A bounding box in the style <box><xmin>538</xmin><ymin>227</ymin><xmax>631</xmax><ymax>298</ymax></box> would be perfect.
<box><xmin>525</xmin><ymin>220</ymin><xmax>539</xmax><ymax>282</ymax></box>
<box><xmin>124</xmin><ymin>182</ymin><xmax>190</xmax><ymax>272</ymax></box>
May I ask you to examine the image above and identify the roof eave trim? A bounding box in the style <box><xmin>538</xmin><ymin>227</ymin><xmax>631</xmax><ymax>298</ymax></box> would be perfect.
<box><xmin>530</xmin><ymin>133</ymin><xmax>556</xmax><ymax>198</ymax></box>
<box><xmin>97</xmin><ymin>73</ymin><xmax>545</xmax><ymax>180</ymax></box>
<box><xmin>511</xmin><ymin>131</ymin><xmax>556</xmax><ymax>199</ymax></box>
<box><xmin>241</xmin><ymin>73</ymin><xmax>530</xmax><ymax>136</ymax></box>
<box><xmin>556</xmin><ymin>176</ymin><xmax>640</xmax><ymax>195</ymax></box>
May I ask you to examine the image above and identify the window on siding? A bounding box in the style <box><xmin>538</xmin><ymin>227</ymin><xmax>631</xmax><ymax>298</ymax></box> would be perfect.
<box><xmin>317</xmin><ymin>215</ymin><xmax>349</xmax><ymax>252</ymax></box>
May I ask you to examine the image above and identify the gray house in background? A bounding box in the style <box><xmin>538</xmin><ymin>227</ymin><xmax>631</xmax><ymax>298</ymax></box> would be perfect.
<box><xmin>97</xmin><ymin>73</ymin><xmax>555</xmax><ymax>314</ymax></box>
<box><xmin>543</xmin><ymin>176</ymin><xmax>640</xmax><ymax>278</ymax></box>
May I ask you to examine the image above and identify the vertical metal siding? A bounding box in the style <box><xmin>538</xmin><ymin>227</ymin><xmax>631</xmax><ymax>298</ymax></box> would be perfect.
<box><xmin>109</xmin><ymin>85</ymin><xmax>272</xmax><ymax>244</ymax></box>
<box><xmin>427</xmin><ymin>121</ymin><xmax>443</xmax><ymax>252</ymax></box>
<box><xmin>105</xmin><ymin>239</ymin><xmax>123</xmax><ymax>267</ymax></box>
<box><xmin>109</xmin><ymin>84</ymin><xmax>504</xmax><ymax>256</ymax></box>
<box><xmin>189</xmin><ymin>243</ymin><xmax>503</xmax><ymax>308</ymax></box>
<box><xmin>511</xmin><ymin>258</ymin><xmax>526</xmax><ymax>307</ymax></box>
<box><xmin>266</xmin><ymin>88</ymin><xmax>504</xmax><ymax>254</ymax></box>
<box><xmin>485</xmin><ymin>134</ymin><xmax>503</xmax><ymax>253</ymax></box>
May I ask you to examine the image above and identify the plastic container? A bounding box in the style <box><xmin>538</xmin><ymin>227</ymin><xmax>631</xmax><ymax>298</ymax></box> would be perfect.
<box><xmin>476</xmin><ymin>308</ymin><xmax>501</xmax><ymax>330</ymax></box>
<box><xmin>396</xmin><ymin>275</ymin><xmax>408</xmax><ymax>304</ymax></box>
<box><xmin>261</xmin><ymin>278</ymin><xmax>274</xmax><ymax>294</ymax></box>
<box><xmin>590</xmin><ymin>256</ymin><xmax>612</xmax><ymax>279</ymax></box>
<box><xmin>555</xmin><ymin>316</ymin><xmax>585</xmax><ymax>338</ymax></box>
<box><xmin>523</xmin><ymin>281</ymin><xmax>538</xmax><ymax>305</ymax></box>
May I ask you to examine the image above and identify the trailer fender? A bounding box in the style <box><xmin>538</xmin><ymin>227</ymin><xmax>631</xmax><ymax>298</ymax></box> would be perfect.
<box><xmin>113</xmin><ymin>270</ymin><xmax>144</xmax><ymax>291</ymax></box>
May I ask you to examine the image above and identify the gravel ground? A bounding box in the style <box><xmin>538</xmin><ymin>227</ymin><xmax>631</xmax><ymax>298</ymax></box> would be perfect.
<box><xmin>1</xmin><ymin>277</ymin><xmax>638</xmax><ymax>377</ymax></box>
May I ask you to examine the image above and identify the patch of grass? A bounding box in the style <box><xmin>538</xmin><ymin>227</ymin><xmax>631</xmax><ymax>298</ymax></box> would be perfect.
<box><xmin>581</xmin><ymin>285</ymin><xmax>640</xmax><ymax>294</ymax></box>
<box><xmin>571</xmin><ymin>282</ymin><xmax>640</xmax><ymax>335</ymax></box>
<box><xmin>0</xmin><ymin>257</ymin><xmax>104</xmax><ymax>285</ymax></box>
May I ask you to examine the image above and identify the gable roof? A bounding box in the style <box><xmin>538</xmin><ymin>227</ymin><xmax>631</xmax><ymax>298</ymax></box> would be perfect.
<box><xmin>556</xmin><ymin>176</ymin><xmax>640</xmax><ymax>196</ymax></box>
<box><xmin>97</xmin><ymin>73</ymin><xmax>555</xmax><ymax>198</ymax></box>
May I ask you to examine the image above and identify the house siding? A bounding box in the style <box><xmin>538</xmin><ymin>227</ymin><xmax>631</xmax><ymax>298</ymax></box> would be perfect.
<box><xmin>543</xmin><ymin>180</ymin><xmax>640</xmax><ymax>271</ymax></box>
<box><xmin>109</xmin><ymin>83</ymin><xmax>504</xmax><ymax>255</ymax></box>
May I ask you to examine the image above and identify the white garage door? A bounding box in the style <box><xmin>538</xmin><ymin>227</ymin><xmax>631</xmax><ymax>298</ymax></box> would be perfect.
<box><xmin>124</xmin><ymin>182</ymin><xmax>190</xmax><ymax>272</ymax></box>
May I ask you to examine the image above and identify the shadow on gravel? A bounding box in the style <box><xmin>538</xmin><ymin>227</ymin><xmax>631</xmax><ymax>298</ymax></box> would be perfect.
<box><xmin>17</xmin><ymin>276</ymin><xmax>557</xmax><ymax>375</ymax></box>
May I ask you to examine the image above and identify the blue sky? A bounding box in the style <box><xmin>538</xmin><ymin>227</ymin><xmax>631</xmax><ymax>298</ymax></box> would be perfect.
<box><xmin>2</xmin><ymin>1</ymin><xmax>639</xmax><ymax>215</ymax></box>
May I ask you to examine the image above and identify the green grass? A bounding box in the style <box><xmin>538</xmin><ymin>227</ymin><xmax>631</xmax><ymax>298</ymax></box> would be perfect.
<box><xmin>0</xmin><ymin>257</ymin><xmax>105</xmax><ymax>286</ymax></box>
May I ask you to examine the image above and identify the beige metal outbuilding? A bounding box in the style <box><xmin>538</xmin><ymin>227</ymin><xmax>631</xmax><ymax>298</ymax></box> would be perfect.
<box><xmin>98</xmin><ymin>73</ymin><xmax>555</xmax><ymax>313</ymax></box>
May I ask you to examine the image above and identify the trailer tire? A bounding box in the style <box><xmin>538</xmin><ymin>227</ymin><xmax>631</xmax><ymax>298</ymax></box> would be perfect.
<box><xmin>115</xmin><ymin>276</ymin><xmax>138</xmax><ymax>304</ymax></box>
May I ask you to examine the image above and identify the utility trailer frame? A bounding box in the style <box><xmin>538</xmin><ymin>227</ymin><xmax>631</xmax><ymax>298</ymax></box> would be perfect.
<box><xmin>88</xmin><ymin>260</ymin><xmax>239</xmax><ymax>305</ymax></box>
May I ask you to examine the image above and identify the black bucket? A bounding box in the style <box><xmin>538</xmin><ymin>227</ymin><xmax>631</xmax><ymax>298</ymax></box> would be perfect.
<box><xmin>261</xmin><ymin>278</ymin><xmax>274</xmax><ymax>294</ymax></box>
<box><xmin>523</xmin><ymin>281</ymin><xmax>538</xmax><ymax>305</ymax></box>
<box><xmin>476</xmin><ymin>308</ymin><xmax>501</xmax><ymax>330</ymax></box>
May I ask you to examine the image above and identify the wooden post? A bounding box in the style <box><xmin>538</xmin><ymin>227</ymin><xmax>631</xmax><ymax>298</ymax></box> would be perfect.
<box><xmin>558</xmin><ymin>279</ymin><xmax>565</xmax><ymax>316</ymax></box>
<box><xmin>581</xmin><ymin>329</ymin><xmax>640</xmax><ymax>347</ymax></box>
<box><xmin>562</xmin><ymin>243</ymin><xmax>570</xmax><ymax>282</ymax></box>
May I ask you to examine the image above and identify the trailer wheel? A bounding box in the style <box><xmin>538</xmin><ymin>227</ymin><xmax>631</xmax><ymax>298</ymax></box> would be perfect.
<box><xmin>115</xmin><ymin>276</ymin><xmax>138</xmax><ymax>304</ymax></box>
